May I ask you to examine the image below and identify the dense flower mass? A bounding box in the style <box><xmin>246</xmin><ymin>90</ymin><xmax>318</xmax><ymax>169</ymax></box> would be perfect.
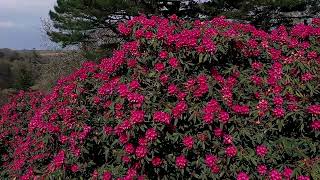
<box><xmin>1</xmin><ymin>15</ymin><xmax>320</xmax><ymax>179</ymax></box>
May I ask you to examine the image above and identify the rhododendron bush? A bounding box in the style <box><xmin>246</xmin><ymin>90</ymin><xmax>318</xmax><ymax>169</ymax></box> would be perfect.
<box><xmin>0</xmin><ymin>91</ymin><xmax>44</xmax><ymax>176</ymax></box>
<box><xmin>1</xmin><ymin>15</ymin><xmax>320</xmax><ymax>179</ymax></box>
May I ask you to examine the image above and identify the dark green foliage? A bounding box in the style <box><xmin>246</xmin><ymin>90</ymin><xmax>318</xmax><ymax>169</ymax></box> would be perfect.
<box><xmin>0</xmin><ymin>61</ymin><xmax>12</xmax><ymax>89</ymax></box>
<box><xmin>201</xmin><ymin>0</ymin><xmax>320</xmax><ymax>30</ymax></box>
<box><xmin>11</xmin><ymin>61</ymin><xmax>35</xmax><ymax>91</ymax></box>
<box><xmin>48</xmin><ymin>0</ymin><xmax>136</xmax><ymax>47</ymax></box>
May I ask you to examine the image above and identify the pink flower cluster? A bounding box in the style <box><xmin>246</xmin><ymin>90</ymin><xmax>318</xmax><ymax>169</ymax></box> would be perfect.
<box><xmin>153</xmin><ymin>111</ymin><xmax>171</xmax><ymax>124</ymax></box>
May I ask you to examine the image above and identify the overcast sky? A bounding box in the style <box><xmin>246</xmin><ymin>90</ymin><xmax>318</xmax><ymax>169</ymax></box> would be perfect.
<box><xmin>0</xmin><ymin>0</ymin><xmax>56</xmax><ymax>50</ymax></box>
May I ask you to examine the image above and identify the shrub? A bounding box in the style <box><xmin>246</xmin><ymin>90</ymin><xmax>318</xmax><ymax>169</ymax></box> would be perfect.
<box><xmin>11</xmin><ymin>60</ymin><xmax>36</xmax><ymax>90</ymax></box>
<box><xmin>0</xmin><ymin>60</ymin><xmax>12</xmax><ymax>89</ymax></box>
<box><xmin>0</xmin><ymin>91</ymin><xmax>43</xmax><ymax>177</ymax></box>
<box><xmin>0</xmin><ymin>56</ymin><xmax>38</xmax><ymax>91</ymax></box>
<box><xmin>1</xmin><ymin>15</ymin><xmax>320</xmax><ymax>179</ymax></box>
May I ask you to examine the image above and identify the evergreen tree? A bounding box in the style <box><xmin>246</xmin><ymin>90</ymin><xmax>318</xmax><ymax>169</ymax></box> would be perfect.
<box><xmin>48</xmin><ymin>0</ymin><xmax>139</xmax><ymax>49</ymax></box>
<box><xmin>201</xmin><ymin>0</ymin><xmax>320</xmax><ymax>29</ymax></box>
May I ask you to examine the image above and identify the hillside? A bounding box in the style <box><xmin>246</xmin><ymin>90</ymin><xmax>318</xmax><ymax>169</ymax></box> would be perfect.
<box><xmin>0</xmin><ymin>48</ymin><xmax>84</xmax><ymax>105</ymax></box>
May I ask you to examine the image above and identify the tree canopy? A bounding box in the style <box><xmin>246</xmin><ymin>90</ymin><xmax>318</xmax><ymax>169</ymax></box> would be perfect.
<box><xmin>47</xmin><ymin>0</ymin><xmax>138</xmax><ymax>49</ymax></box>
<box><xmin>201</xmin><ymin>0</ymin><xmax>320</xmax><ymax>29</ymax></box>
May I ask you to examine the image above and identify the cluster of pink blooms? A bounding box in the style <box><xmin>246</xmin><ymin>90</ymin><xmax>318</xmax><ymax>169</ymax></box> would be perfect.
<box><xmin>172</xmin><ymin>101</ymin><xmax>188</xmax><ymax>118</ymax></box>
<box><xmin>193</xmin><ymin>75</ymin><xmax>209</xmax><ymax>98</ymax></box>
<box><xmin>202</xmin><ymin>99</ymin><xmax>221</xmax><ymax>123</ymax></box>
<box><xmin>232</xmin><ymin>105</ymin><xmax>250</xmax><ymax>115</ymax></box>
<box><xmin>237</xmin><ymin>172</ymin><xmax>250</xmax><ymax>180</ymax></box>
<box><xmin>151</xmin><ymin>157</ymin><xmax>162</xmax><ymax>167</ymax></box>
<box><xmin>256</xmin><ymin>145</ymin><xmax>268</xmax><ymax>157</ymax></box>
<box><xmin>251</xmin><ymin>166</ymin><xmax>311</xmax><ymax>180</ymax></box>
<box><xmin>48</xmin><ymin>150</ymin><xmax>65</xmax><ymax>172</ymax></box>
<box><xmin>130</xmin><ymin>110</ymin><xmax>145</xmax><ymax>124</ymax></box>
<box><xmin>307</xmin><ymin>105</ymin><xmax>320</xmax><ymax>115</ymax></box>
<box><xmin>212</xmin><ymin>69</ymin><xmax>237</xmax><ymax>107</ymax></box>
<box><xmin>0</xmin><ymin>14</ymin><xmax>319</xmax><ymax>179</ymax></box>
<box><xmin>182</xmin><ymin>136</ymin><xmax>194</xmax><ymax>149</ymax></box>
<box><xmin>311</xmin><ymin>120</ymin><xmax>320</xmax><ymax>130</ymax></box>
<box><xmin>135</xmin><ymin>146</ymin><xmax>148</xmax><ymax>158</ymax></box>
<box><xmin>205</xmin><ymin>154</ymin><xmax>220</xmax><ymax>173</ymax></box>
<box><xmin>175</xmin><ymin>155</ymin><xmax>188</xmax><ymax>169</ymax></box>
<box><xmin>225</xmin><ymin>146</ymin><xmax>237</xmax><ymax>157</ymax></box>
<box><xmin>257</xmin><ymin>99</ymin><xmax>268</xmax><ymax>116</ymax></box>
<box><xmin>145</xmin><ymin>128</ymin><xmax>158</xmax><ymax>141</ymax></box>
<box><xmin>168</xmin><ymin>57</ymin><xmax>179</xmax><ymax>68</ymax></box>
<box><xmin>153</xmin><ymin>111</ymin><xmax>171</xmax><ymax>124</ymax></box>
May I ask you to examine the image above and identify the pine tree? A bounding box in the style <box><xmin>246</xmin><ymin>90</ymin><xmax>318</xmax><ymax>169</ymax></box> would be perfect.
<box><xmin>201</xmin><ymin>0</ymin><xmax>320</xmax><ymax>30</ymax></box>
<box><xmin>47</xmin><ymin>0</ymin><xmax>140</xmax><ymax>49</ymax></box>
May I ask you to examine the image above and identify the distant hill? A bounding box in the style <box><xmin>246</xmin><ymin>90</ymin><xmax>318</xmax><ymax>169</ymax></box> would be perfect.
<box><xmin>0</xmin><ymin>48</ymin><xmax>19</xmax><ymax>60</ymax></box>
<box><xmin>0</xmin><ymin>48</ymin><xmax>83</xmax><ymax>88</ymax></box>
<box><xmin>0</xmin><ymin>48</ymin><xmax>65</xmax><ymax>89</ymax></box>
<box><xmin>0</xmin><ymin>48</ymin><xmax>84</xmax><ymax>106</ymax></box>
<box><xmin>0</xmin><ymin>48</ymin><xmax>80</xmax><ymax>62</ymax></box>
